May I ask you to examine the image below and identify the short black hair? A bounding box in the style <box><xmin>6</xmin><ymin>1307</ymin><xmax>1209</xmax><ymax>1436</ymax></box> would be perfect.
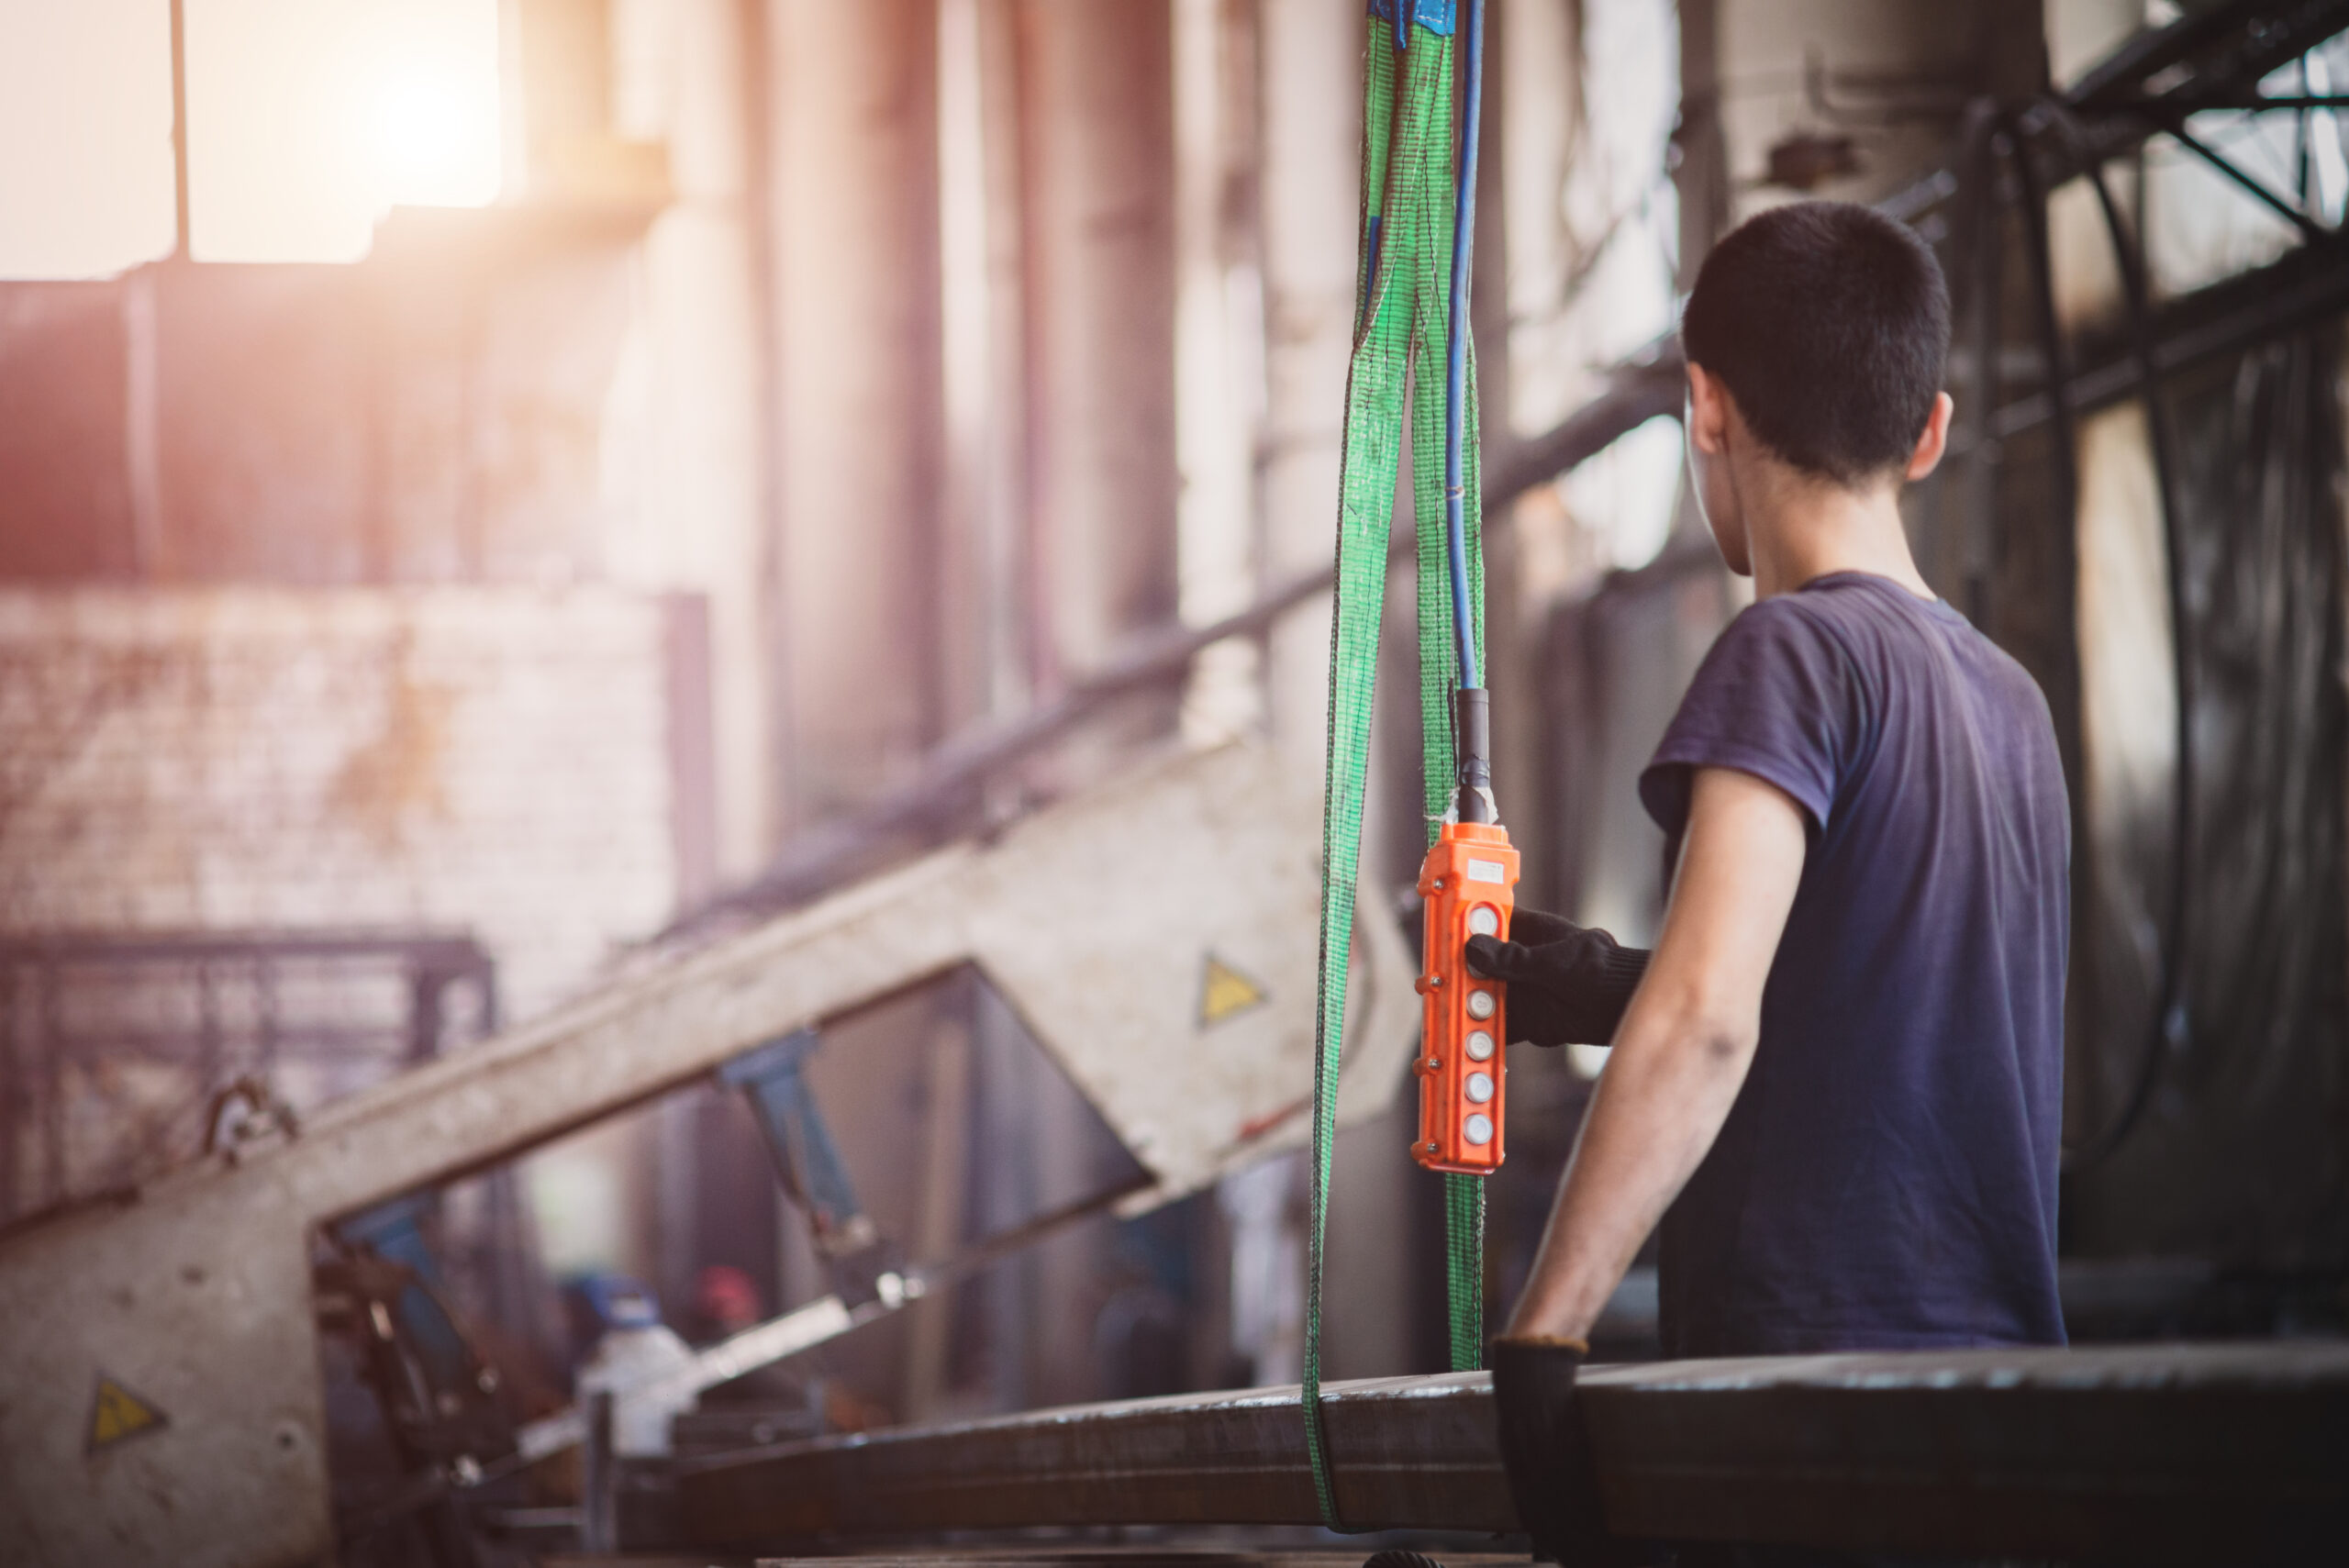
<box><xmin>1681</xmin><ymin>201</ymin><xmax>1950</xmax><ymax>486</ymax></box>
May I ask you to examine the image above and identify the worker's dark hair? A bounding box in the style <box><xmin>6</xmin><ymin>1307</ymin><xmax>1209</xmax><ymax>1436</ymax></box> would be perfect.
<box><xmin>1681</xmin><ymin>200</ymin><xmax>1950</xmax><ymax>486</ymax></box>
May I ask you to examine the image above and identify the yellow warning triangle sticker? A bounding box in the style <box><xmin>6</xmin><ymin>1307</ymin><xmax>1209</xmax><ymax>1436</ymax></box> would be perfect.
<box><xmin>1198</xmin><ymin>953</ymin><xmax>1268</xmax><ymax>1028</ymax></box>
<box><xmin>86</xmin><ymin>1373</ymin><xmax>167</xmax><ymax>1454</ymax></box>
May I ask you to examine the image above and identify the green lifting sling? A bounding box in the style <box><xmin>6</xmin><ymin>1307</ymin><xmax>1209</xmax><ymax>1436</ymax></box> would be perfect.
<box><xmin>1302</xmin><ymin>0</ymin><xmax>1488</xmax><ymax>1531</ymax></box>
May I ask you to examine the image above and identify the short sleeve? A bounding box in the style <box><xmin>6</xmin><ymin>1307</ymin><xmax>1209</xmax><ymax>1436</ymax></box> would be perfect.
<box><xmin>1639</xmin><ymin>598</ymin><xmax>1865</xmax><ymax>840</ymax></box>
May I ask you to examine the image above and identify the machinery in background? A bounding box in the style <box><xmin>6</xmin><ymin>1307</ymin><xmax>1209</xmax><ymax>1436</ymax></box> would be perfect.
<box><xmin>0</xmin><ymin>929</ymin><xmax>499</xmax><ymax>1229</ymax></box>
<box><xmin>0</xmin><ymin>742</ymin><xmax>1420</xmax><ymax>1568</ymax></box>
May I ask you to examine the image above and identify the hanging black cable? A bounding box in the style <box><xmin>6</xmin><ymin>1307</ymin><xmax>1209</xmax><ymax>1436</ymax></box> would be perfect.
<box><xmin>1997</xmin><ymin>109</ymin><xmax>2112</xmax><ymax>1163</ymax></box>
<box><xmin>1952</xmin><ymin>100</ymin><xmax>2006</xmax><ymax>627</ymax></box>
<box><xmin>2002</xmin><ymin>111</ymin><xmax>2080</xmax><ymax>563</ymax></box>
<box><xmin>2000</xmin><ymin>105</ymin><xmax>2086</xmax><ymax>846</ymax></box>
<box><xmin>2058</xmin><ymin>111</ymin><xmax>2199</xmax><ymax>1173</ymax></box>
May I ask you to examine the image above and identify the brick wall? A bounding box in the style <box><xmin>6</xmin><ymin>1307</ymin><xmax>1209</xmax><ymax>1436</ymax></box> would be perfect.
<box><xmin>0</xmin><ymin>587</ymin><xmax>677</xmax><ymax>1021</ymax></box>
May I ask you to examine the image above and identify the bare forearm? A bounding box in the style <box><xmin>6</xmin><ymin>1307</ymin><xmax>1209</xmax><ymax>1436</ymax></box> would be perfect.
<box><xmin>1497</xmin><ymin>767</ymin><xmax>1804</xmax><ymax>1344</ymax></box>
<box><xmin>1503</xmin><ymin>995</ymin><xmax>1755</xmax><ymax>1340</ymax></box>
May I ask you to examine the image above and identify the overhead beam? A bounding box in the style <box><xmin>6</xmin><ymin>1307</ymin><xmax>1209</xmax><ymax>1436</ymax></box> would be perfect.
<box><xmin>1874</xmin><ymin>0</ymin><xmax>2349</xmax><ymax>220</ymax></box>
<box><xmin>677</xmin><ymin>1343</ymin><xmax>2349</xmax><ymax>1562</ymax></box>
<box><xmin>2065</xmin><ymin>0</ymin><xmax>2349</xmax><ymax>113</ymax></box>
<box><xmin>679</xmin><ymin>361</ymin><xmax>1686</xmax><ymax>929</ymax></box>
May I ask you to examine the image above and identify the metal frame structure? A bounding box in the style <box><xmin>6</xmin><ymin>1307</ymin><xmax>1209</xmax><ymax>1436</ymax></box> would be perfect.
<box><xmin>1954</xmin><ymin>0</ymin><xmax>2349</xmax><ymax>445</ymax></box>
<box><xmin>0</xmin><ymin>742</ymin><xmax>1419</xmax><ymax>1568</ymax></box>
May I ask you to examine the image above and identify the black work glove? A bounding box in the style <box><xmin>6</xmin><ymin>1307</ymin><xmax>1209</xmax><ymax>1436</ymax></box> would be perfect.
<box><xmin>1491</xmin><ymin>1336</ymin><xmax>1643</xmax><ymax>1565</ymax></box>
<box><xmin>1464</xmin><ymin>908</ymin><xmax>1651</xmax><ymax>1048</ymax></box>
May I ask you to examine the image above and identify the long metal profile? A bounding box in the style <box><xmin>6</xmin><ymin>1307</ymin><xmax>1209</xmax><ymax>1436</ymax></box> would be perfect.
<box><xmin>677</xmin><ymin>1343</ymin><xmax>2349</xmax><ymax>1562</ymax></box>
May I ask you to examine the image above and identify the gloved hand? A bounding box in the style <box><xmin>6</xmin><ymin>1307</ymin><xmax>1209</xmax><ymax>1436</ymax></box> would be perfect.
<box><xmin>1491</xmin><ymin>1336</ymin><xmax>1644</xmax><ymax>1565</ymax></box>
<box><xmin>1464</xmin><ymin>907</ymin><xmax>1650</xmax><ymax>1047</ymax></box>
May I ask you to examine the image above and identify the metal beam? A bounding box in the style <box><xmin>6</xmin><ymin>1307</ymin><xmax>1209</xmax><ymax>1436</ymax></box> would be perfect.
<box><xmin>2135</xmin><ymin>106</ymin><xmax>2329</xmax><ymax>239</ymax></box>
<box><xmin>1478</xmin><ymin>358</ymin><xmax>1687</xmax><ymax>510</ymax></box>
<box><xmin>676</xmin><ymin>1343</ymin><xmax>2349</xmax><ymax>1562</ymax></box>
<box><xmin>2065</xmin><ymin>0</ymin><xmax>2349</xmax><ymax>114</ymax></box>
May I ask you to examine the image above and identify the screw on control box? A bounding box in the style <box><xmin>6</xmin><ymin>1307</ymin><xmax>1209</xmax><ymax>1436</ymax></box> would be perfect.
<box><xmin>1412</xmin><ymin>817</ymin><xmax>1518</xmax><ymax>1173</ymax></box>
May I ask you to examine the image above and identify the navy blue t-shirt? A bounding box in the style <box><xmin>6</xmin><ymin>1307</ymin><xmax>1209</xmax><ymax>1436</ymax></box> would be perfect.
<box><xmin>1639</xmin><ymin>572</ymin><xmax>2068</xmax><ymax>1356</ymax></box>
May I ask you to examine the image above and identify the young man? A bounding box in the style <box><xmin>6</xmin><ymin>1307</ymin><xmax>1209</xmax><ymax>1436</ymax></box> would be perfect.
<box><xmin>1478</xmin><ymin>202</ymin><xmax>2070</xmax><ymax>1559</ymax></box>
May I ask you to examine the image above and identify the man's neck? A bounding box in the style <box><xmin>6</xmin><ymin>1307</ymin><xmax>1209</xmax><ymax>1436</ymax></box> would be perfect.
<box><xmin>1740</xmin><ymin>460</ymin><xmax>1936</xmax><ymax>604</ymax></box>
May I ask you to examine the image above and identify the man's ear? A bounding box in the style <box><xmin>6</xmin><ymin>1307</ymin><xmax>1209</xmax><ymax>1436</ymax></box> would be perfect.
<box><xmin>1686</xmin><ymin>362</ymin><xmax>1731</xmax><ymax>457</ymax></box>
<box><xmin>1905</xmin><ymin>392</ymin><xmax>1955</xmax><ymax>481</ymax></box>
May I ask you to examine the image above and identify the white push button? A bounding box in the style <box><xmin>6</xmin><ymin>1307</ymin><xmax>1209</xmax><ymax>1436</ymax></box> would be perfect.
<box><xmin>1464</xmin><ymin>1071</ymin><xmax>1495</xmax><ymax>1104</ymax></box>
<box><xmin>1464</xmin><ymin>1029</ymin><xmax>1495</xmax><ymax>1062</ymax></box>
<box><xmin>1464</xmin><ymin>1113</ymin><xmax>1494</xmax><ymax>1146</ymax></box>
<box><xmin>1465</xmin><ymin>988</ymin><xmax>1496</xmax><ymax>1020</ymax></box>
<box><xmin>1467</xmin><ymin>906</ymin><xmax>1499</xmax><ymax>938</ymax></box>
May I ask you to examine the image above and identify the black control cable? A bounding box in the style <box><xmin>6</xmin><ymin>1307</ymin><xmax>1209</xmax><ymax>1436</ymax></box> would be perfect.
<box><xmin>2050</xmin><ymin>106</ymin><xmax>2199</xmax><ymax>1173</ymax></box>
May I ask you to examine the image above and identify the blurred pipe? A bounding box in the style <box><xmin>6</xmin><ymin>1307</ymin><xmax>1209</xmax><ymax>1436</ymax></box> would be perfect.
<box><xmin>1172</xmin><ymin>0</ymin><xmax>1264</xmax><ymax>743</ymax></box>
<box><xmin>937</xmin><ymin>0</ymin><xmax>996</xmax><ymax>733</ymax></box>
<box><xmin>170</xmin><ymin>0</ymin><xmax>190</xmax><ymax>258</ymax></box>
<box><xmin>125</xmin><ymin>0</ymin><xmax>191</xmax><ymax>582</ymax></box>
<box><xmin>741</xmin><ymin>0</ymin><xmax>794</xmax><ymax>862</ymax></box>
<box><xmin>1255</xmin><ymin>0</ymin><xmax>1364</xmax><ymax>775</ymax></box>
<box><xmin>2061</xmin><ymin>144</ymin><xmax>2198</xmax><ymax>1174</ymax></box>
<box><xmin>122</xmin><ymin>273</ymin><xmax>164</xmax><ymax>577</ymax></box>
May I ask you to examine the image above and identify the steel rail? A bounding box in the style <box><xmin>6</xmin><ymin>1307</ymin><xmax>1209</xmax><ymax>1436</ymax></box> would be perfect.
<box><xmin>677</xmin><ymin>1343</ymin><xmax>2349</xmax><ymax>1562</ymax></box>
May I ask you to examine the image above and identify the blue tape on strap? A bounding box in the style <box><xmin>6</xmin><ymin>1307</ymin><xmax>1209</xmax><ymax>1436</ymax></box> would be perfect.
<box><xmin>1368</xmin><ymin>0</ymin><xmax>1456</xmax><ymax>39</ymax></box>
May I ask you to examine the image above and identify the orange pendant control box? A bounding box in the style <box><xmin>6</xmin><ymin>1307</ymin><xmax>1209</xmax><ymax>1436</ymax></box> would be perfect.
<box><xmin>1412</xmin><ymin>819</ymin><xmax>1519</xmax><ymax>1173</ymax></box>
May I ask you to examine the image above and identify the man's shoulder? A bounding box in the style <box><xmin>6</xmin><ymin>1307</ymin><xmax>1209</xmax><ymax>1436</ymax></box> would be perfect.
<box><xmin>1776</xmin><ymin>575</ymin><xmax>2049</xmax><ymax>715</ymax></box>
<box><xmin>1647</xmin><ymin>589</ymin><xmax>1866</xmax><ymax>837</ymax></box>
<box><xmin>1700</xmin><ymin>587</ymin><xmax>1861</xmax><ymax>684</ymax></box>
<box><xmin>1683</xmin><ymin>587</ymin><xmax>1875</xmax><ymax>726</ymax></box>
<box><xmin>1771</xmin><ymin>572</ymin><xmax>1935</xmax><ymax>648</ymax></box>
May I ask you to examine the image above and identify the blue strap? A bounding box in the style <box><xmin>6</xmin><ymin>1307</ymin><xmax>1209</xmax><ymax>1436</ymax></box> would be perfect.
<box><xmin>1369</xmin><ymin>0</ymin><xmax>1457</xmax><ymax>41</ymax></box>
<box><xmin>718</xmin><ymin>1028</ymin><xmax>866</xmax><ymax>1241</ymax></box>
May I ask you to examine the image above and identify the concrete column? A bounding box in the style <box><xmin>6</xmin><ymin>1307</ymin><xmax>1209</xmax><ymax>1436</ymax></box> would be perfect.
<box><xmin>1014</xmin><ymin>0</ymin><xmax>1178</xmax><ymax>692</ymax></box>
<box><xmin>1174</xmin><ymin>0</ymin><xmax>1265</xmax><ymax>744</ymax></box>
<box><xmin>763</xmin><ymin>0</ymin><xmax>944</xmax><ymax>830</ymax></box>
<box><xmin>1005</xmin><ymin>0</ymin><xmax>1178</xmax><ymax>1409</ymax></box>
<box><xmin>936</xmin><ymin>0</ymin><xmax>1032</xmax><ymax>733</ymax></box>
<box><xmin>602</xmin><ymin>0</ymin><xmax>772</xmax><ymax>881</ymax></box>
<box><xmin>1257</xmin><ymin>0</ymin><xmax>1359</xmax><ymax>779</ymax></box>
